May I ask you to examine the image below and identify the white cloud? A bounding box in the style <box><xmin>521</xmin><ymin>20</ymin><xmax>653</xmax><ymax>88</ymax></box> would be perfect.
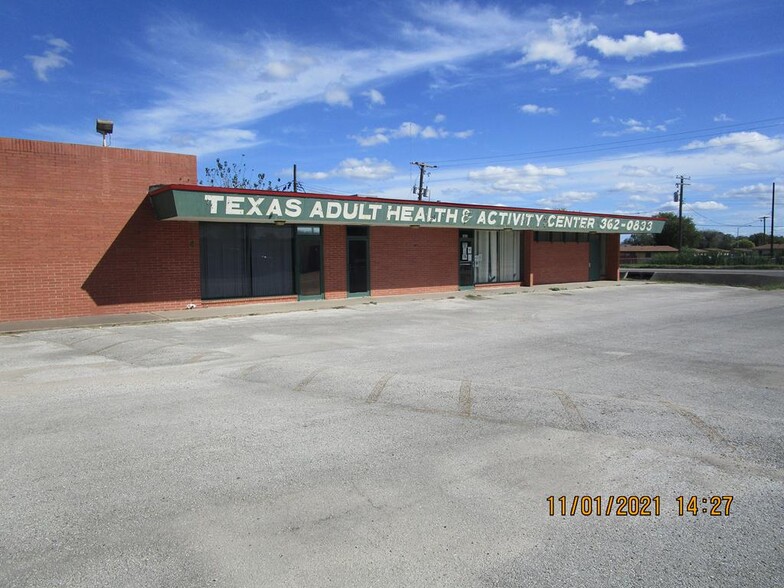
<box><xmin>589</xmin><ymin>31</ymin><xmax>685</xmax><ymax>60</ymax></box>
<box><xmin>628</xmin><ymin>194</ymin><xmax>661</xmax><ymax>203</ymax></box>
<box><xmin>353</xmin><ymin>132</ymin><xmax>389</xmax><ymax>147</ymax></box>
<box><xmin>336</xmin><ymin>158</ymin><xmax>396</xmax><ymax>180</ymax></box>
<box><xmin>520</xmin><ymin>103</ymin><xmax>557</xmax><ymax>115</ymax></box>
<box><xmin>351</xmin><ymin>120</ymin><xmax>472</xmax><ymax>146</ymax></box>
<box><xmin>299</xmin><ymin>171</ymin><xmax>330</xmax><ymax>180</ymax></box>
<box><xmin>362</xmin><ymin>88</ymin><xmax>385</xmax><ymax>106</ymax></box>
<box><xmin>537</xmin><ymin>191</ymin><xmax>595</xmax><ymax>209</ymax></box>
<box><xmin>264</xmin><ymin>56</ymin><xmax>315</xmax><ymax>80</ymax></box>
<box><xmin>609</xmin><ymin>74</ymin><xmax>651</xmax><ymax>91</ymax></box>
<box><xmin>0</xmin><ymin>69</ymin><xmax>13</xmax><ymax>82</ymax></box>
<box><xmin>518</xmin><ymin>16</ymin><xmax>598</xmax><ymax>75</ymax></box>
<box><xmin>324</xmin><ymin>84</ymin><xmax>352</xmax><ymax>107</ymax></box>
<box><xmin>303</xmin><ymin>158</ymin><xmax>396</xmax><ymax>181</ymax></box>
<box><xmin>420</xmin><ymin>125</ymin><xmax>447</xmax><ymax>139</ymax></box>
<box><xmin>619</xmin><ymin>164</ymin><xmax>671</xmax><ymax>177</ymax></box>
<box><xmin>689</xmin><ymin>201</ymin><xmax>728</xmax><ymax>211</ymax></box>
<box><xmin>683</xmin><ymin>131</ymin><xmax>784</xmax><ymax>154</ymax></box>
<box><xmin>600</xmin><ymin>117</ymin><xmax>666</xmax><ymax>136</ymax></box>
<box><xmin>150</xmin><ymin>128</ymin><xmax>259</xmax><ymax>155</ymax></box>
<box><xmin>613</xmin><ymin>181</ymin><xmax>662</xmax><ymax>194</ymax></box>
<box><xmin>467</xmin><ymin>164</ymin><xmax>566</xmax><ymax>193</ymax></box>
<box><xmin>720</xmin><ymin>183</ymin><xmax>773</xmax><ymax>202</ymax></box>
<box><xmin>714</xmin><ymin>113</ymin><xmax>733</xmax><ymax>122</ymax></box>
<box><xmin>106</xmin><ymin>5</ymin><xmax>553</xmax><ymax>154</ymax></box>
<box><xmin>434</xmin><ymin>113</ymin><xmax>446</xmax><ymax>123</ymax></box>
<box><xmin>25</xmin><ymin>37</ymin><xmax>72</xmax><ymax>81</ymax></box>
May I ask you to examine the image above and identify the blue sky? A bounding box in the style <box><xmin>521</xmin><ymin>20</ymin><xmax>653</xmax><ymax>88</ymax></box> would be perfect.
<box><xmin>1</xmin><ymin>0</ymin><xmax>782</xmax><ymax>234</ymax></box>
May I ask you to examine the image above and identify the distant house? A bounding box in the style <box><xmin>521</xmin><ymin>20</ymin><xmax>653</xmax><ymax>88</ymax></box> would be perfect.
<box><xmin>753</xmin><ymin>243</ymin><xmax>784</xmax><ymax>257</ymax></box>
<box><xmin>620</xmin><ymin>245</ymin><xmax>678</xmax><ymax>264</ymax></box>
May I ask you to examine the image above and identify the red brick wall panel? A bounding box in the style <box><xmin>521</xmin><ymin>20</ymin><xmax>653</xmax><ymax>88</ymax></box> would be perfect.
<box><xmin>605</xmin><ymin>234</ymin><xmax>620</xmax><ymax>280</ymax></box>
<box><xmin>0</xmin><ymin>138</ymin><xmax>198</xmax><ymax>321</ymax></box>
<box><xmin>323</xmin><ymin>224</ymin><xmax>347</xmax><ymax>300</ymax></box>
<box><xmin>530</xmin><ymin>241</ymin><xmax>589</xmax><ymax>285</ymax></box>
<box><xmin>370</xmin><ymin>227</ymin><xmax>457</xmax><ymax>296</ymax></box>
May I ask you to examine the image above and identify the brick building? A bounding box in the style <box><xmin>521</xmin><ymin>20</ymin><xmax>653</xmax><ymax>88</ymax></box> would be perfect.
<box><xmin>0</xmin><ymin>138</ymin><xmax>664</xmax><ymax>322</ymax></box>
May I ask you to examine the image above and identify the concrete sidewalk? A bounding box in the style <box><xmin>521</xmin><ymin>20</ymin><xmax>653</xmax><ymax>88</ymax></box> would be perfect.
<box><xmin>0</xmin><ymin>280</ymin><xmax>626</xmax><ymax>334</ymax></box>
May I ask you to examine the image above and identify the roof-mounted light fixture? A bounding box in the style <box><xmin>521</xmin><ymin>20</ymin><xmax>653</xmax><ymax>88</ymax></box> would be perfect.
<box><xmin>96</xmin><ymin>119</ymin><xmax>114</xmax><ymax>147</ymax></box>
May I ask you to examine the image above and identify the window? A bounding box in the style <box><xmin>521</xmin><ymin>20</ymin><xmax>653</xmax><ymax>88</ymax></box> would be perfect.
<box><xmin>200</xmin><ymin>223</ymin><xmax>295</xmax><ymax>300</ymax></box>
<box><xmin>474</xmin><ymin>230</ymin><xmax>520</xmax><ymax>283</ymax></box>
<box><xmin>347</xmin><ymin>226</ymin><xmax>369</xmax><ymax>237</ymax></box>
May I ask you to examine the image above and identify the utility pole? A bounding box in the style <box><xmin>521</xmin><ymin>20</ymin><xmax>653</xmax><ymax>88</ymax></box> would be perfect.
<box><xmin>771</xmin><ymin>183</ymin><xmax>776</xmax><ymax>258</ymax></box>
<box><xmin>674</xmin><ymin>175</ymin><xmax>690</xmax><ymax>252</ymax></box>
<box><xmin>411</xmin><ymin>161</ymin><xmax>437</xmax><ymax>201</ymax></box>
<box><xmin>759</xmin><ymin>216</ymin><xmax>769</xmax><ymax>244</ymax></box>
<box><xmin>293</xmin><ymin>164</ymin><xmax>298</xmax><ymax>193</ymax></box>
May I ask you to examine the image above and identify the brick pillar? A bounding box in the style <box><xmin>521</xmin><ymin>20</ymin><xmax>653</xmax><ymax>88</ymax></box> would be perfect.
<box><xmin>605</xmin><ymin>233</ymin><xmax>621</xmax><ymax>281</ymax></box>
<box><xmin>522</xmin><ymin>231</ymin><xmax>534</xmax><ymax>286</ymax></box>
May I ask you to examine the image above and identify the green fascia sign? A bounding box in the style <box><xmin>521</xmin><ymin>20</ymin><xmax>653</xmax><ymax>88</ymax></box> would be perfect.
<box><xmin>151</xmin><ymin>188</ymin><xmax>664</xmax><ymax>234</ymax></box>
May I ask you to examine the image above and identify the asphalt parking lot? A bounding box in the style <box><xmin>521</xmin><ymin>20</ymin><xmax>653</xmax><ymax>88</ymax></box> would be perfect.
<box><xmin>1</xmin><ymin>283</ymin><xmax>783</xmax><ymax>587</ymax></box>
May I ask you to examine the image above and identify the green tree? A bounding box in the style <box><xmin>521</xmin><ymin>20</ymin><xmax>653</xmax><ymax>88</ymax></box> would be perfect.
<box><xmin>201</xmin><ymin>155</ymin><xmax>303</xmax><ymax>191</ymax></box>
<box><xmin>623</xmin><ymin>234</ymin><xmax>655</xmax><ymax>246</ymax></box>
<box><xmin>732</xmin><ymin>238</ymin><xmax>755</xmax><ymax>249</ymax></box>
<box><xmin>698</xmin><ymin>230</ymin><xmax>734</xmax><ymax>250</ymax></box>
<box><xmin>654</xmin><ymin>211</ymin><xmax>700</xmax><ymax>248</ymax></box>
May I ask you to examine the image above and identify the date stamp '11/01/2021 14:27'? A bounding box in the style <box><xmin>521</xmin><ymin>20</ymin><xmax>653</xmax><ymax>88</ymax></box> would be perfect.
<box><xmin>547</xmin><ymin>495</ymin><xmax>734</xmax><ymax>517</ymax></box>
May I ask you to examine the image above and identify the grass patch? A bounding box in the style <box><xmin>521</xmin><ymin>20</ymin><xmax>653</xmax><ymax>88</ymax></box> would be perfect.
<box><xmin>624</xmin><ymin>264</ymin><xmax>784</xmax><ymax>270</ymax></box>
<box><xmin>465</xmin><ymin>293</ymin><xmax>486</xmax><ymax>300</ymax></box>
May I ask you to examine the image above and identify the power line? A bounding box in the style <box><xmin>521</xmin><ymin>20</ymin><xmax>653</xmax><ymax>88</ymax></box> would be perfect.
<box><xmin>434</xmin><ymin>116</ymin><xmax>784</xmax><ymax>168</ymax></box>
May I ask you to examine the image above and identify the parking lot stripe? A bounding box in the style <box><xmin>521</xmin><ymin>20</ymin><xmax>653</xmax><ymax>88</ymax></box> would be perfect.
<box><xmin>367</xmin><ymin>373</ymin><xmax>394</xmax><ymax>403</ymax></box>
<box><xmin>661</xmin><ymin>400</ymin><xmax>734</xmax><ymax>452</ymax></box>
<box><xmin>295</xmin><ymin>369</ymin><xmax>322</xmax><ymax>392</ymax></box>
<box><xmin>552</xmin><ymin>389</ymin><xmax>587</xmax><ymax>431</ymax></box>
<box><xmin>459</xmin><ymin>380</ymin><xmax>472</xmax><ymax>417</ymax></box>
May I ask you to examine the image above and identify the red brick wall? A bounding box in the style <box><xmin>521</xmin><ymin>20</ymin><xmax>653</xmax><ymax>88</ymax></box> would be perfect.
<box><xmin>370</xmin><ymin>227</ymin><xmax>457</xmax><ymax>296</ymax></box>
<box><xmin>0</xmin><ymin>138</ymin><xmax>198</xmax><ymax>321</ymax></box>
<box><xmin>323</xmin><ymin>225</ymin><xmax>347</xmax><ymax>300</ymax></box>
<box><xmin>604</xmin><ymin>234</ymin><xmax>620</xmax><ymax>280</ymax></box>
<box><xmin>530</xmin><ymin>240</ymin><xmax>589</xmax><ymax>285</ymax></box>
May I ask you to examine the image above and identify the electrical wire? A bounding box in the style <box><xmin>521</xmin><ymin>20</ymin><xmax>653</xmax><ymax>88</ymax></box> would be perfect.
<box><xmin>433</xmin><ymin>117</ymin><xmax>784</xmax><ymax>169</ymax></box>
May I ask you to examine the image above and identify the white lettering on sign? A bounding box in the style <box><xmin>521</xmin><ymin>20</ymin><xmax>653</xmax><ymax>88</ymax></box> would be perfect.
<box><xmin>267</xmin><ymin>199</ymin><xmax>282</xmax><ymax>216</ymax></box>
<box><xmin>368</xmin><ymin>203</ymin><xmax>382</xmax><ymax>220</ymax></box>
<box><xmin>226</xmin><ymin>196</ymin><xmax>244</xmax><ymax>215</ymax></box>
<box><xmin>204</xmin><ymin>194</ymin><xmax>225</xmax><ymax>214</ymax></box>
<box><xmin>247</xmin><ymin>197</ymin><xmax>265</xmax><ymax>216</ymax></box>
<box><xmin>189</xmin><ymin>191</ymin><xmax>657</xmax><ymax>233</ymax></box>
<box><xmin>285</xmin><ymin>199</ymin><xmax>302</xmax><ymax>217</ymax></box>
<box><xmin>326</xmin><ymin>202</ymin><xmax>342</xmax><ymax>219</ymax></box>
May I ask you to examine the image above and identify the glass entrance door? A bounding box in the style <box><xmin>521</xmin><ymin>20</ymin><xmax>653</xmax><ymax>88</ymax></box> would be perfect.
<box><xmin>296</xmin><ymin>226</ymin><xmax>323</xmax><ymax>300</ymax></box>
<box><xmin>348</xmin><ymin>237</ymin><xmax>369</xmax><ymax>296</ymax></box>
<box><xmin>458</xmin><ymin>230</ymin><xmax>474</xmax><ymax>288</ymax></box>
<box><xmin>589</xmin><ymin>234</ymin><xmax>603</xmax><ymax>281</ymax></box>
